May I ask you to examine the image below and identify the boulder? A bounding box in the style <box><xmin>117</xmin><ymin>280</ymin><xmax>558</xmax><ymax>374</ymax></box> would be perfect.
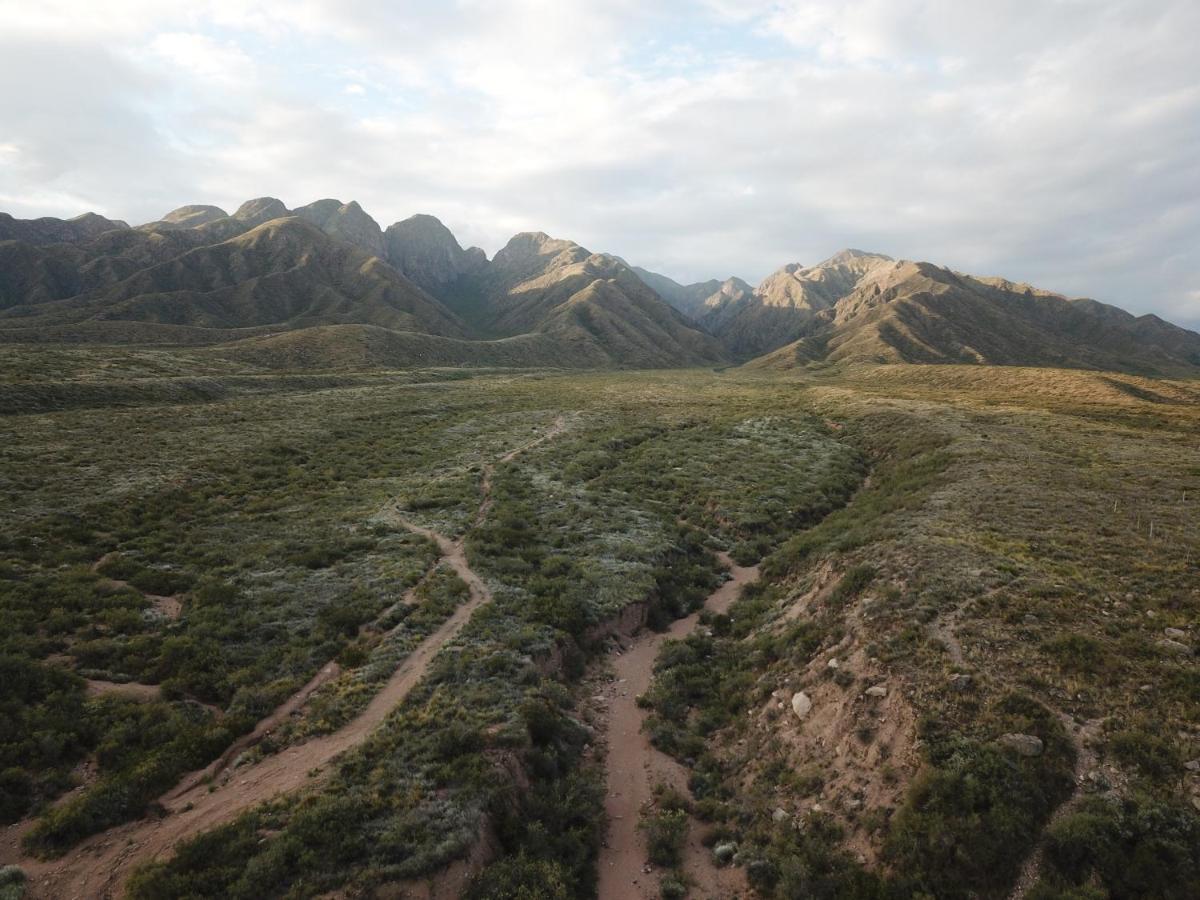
<box><xmin>865</xmin><ymin>684</ymin><xmax>888</xmax><ymax>698</ymax></box>
<box><xmin>791</xmin><ymin>691</ymin><xmax>812</xmax><ymax>720</ymax></box>
<box><xmin>949</xmin><ymin>673</ymin><xmax>973</xmax><ymax>692</ymax></box>
<box><xmin>998</xmin><ymin>733</ymin><xmax>1044</xmax><ymax>757</ymax></box>
<box><xmin>1158</xmin><ymin>638</ymin><xmax>1191</xmax><ymax>655</ymax></box>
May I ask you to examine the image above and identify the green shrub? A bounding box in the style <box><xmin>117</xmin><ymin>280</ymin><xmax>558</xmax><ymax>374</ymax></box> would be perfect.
<box><xmin>886</xmin><ymin>732</ymin><xmax>1073</xmax><ymax>898</ymax></box>
<box><xmin>1107</xmin><ymin>727</ymin><xmax>1182</xmax><ymax>782</ymax></box>
<box><xmin>1042</xmin><ymin>633</ymin><xmax>1106</xmax><ymax>674</ymax></box>
<box><xmin>1037</xmin><ymin>796</ymin><xmax>1200</xmax><ymax>898</ymax></box>
<box><xmin>640</xmin><ymin>808</ymin><xmax>689</xmax><ymax>868</ymax></box>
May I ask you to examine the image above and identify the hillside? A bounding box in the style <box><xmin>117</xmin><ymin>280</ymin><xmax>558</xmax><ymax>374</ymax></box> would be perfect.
<box><xmin>209</xmin><ymin>323</ymin><xmax>597</xmax><ymax>370</ymax></box>
<box><xmin>0</xmin><ymin>204</ymin><xmax>726</xmax><ymax>369</ymax></box>
<box><xmin>639</xmin><ymin>251</ymin><xmax>898</xmax><ymax>359</ymax></box>
<box><xmin>0</xmin><ymin>217</ymin><xmax>466</xmax><ymax>341</ymax></box>
<box><xmin>443</xmin><ymin>231</ymin><xmax>729</xmax><ymax>366</ymax></box>
<box><xmin>749</xmin><ymin>258</ymin><xmax>1200</xmax><ymax>376</ymax></box>
<box><xmin>0</xmin><ymin>211</ymin><xmax>129</xmax><ymax>245</ymax></box>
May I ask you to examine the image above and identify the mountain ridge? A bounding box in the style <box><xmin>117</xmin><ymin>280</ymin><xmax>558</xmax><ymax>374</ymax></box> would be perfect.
<box><xmin>1</xmin><ymin>202</ymin><xmax>1197</xmax><ymax>376</ymax></box>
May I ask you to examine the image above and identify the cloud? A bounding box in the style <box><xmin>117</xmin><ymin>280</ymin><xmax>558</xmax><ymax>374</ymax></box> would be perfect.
<box><xmin>0</xmin><ymin>0</ymin><xmax>1196</xmax><ymax>328</ymax></box>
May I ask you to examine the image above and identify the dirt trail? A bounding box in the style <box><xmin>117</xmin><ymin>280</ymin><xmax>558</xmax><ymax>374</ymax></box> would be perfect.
<box><xmin>597</xmin><ymin>552</ymin><xmax>758</xmax><ymax>900</ymax></box>
<box><xmin>472</xmin><ymin>414</ymin><xmax>566</xmax><ymax>528</ymax></box>
<box><xmin>1007</xmin><ymin>716</ymin><xmax>1104</xmax><ymax>900</ymax></box>
<box><xmin>1</xmin><ymin>415</ymin><xmax>566</xmax><ymax>900</ymax></box>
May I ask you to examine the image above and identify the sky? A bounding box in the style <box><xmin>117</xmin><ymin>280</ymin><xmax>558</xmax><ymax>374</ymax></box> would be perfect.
<box><xmin>1</xmin><ymin>0</ymin><xmax>1198</xmax><ymax>328</ymax></box>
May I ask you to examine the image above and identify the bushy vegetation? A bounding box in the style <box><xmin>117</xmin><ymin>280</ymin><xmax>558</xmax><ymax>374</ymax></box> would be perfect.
<box><xmin>115</xmin><ymin>374</ymin><xmax>865</xmax><ymax>897</ymax></box>
<box><xmin>1032</xmin><ymin>795</ymin><xmax>1200</xmax><ymax>898</ymax></box>
<box><xmin>7</xmin><ymin>359</ymin><xmax>1200</xmax><ymax>898</ymax></box>
<box><xmin>884</xmin><ymin>694</ymin><xmax>1076</xmax><ymax>898</ymax></box>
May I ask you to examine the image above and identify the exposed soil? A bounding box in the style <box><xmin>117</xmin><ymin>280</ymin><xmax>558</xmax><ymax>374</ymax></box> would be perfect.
<box><xmin>0</xmin><ymin>416</ymin><xmax>567</xmax><ymax>899</ymax></box>
<box><xmin>596</xmin><ymin>552</ymin><xmax>758</xmax><ymax>900</ymax></box>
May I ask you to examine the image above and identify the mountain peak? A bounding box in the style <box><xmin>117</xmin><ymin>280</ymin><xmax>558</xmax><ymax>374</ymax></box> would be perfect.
<box><xmin>233</xmin><ymin>197</ymin><xmax>290</xmax><ymax>227</ymax></box>
<box><xmin>292</xmin><ymin>199</ymin><xmax>383</xmax><ymax>256</ymax></box>
<box><xmin>495</xmin><ymin>231</ymin><xmax>584</xmax><ymax>266</ymax></box>
<box><xmin>384</xmin><ymin>213</ymin><xmax>484</xmax><ymax>298</ymax></box>
<box><xmin>821</xmin><ymin>248</ymin><xmax>892</xmax><ymax>267</ymax></box>
<box><xmin>159</xmin><ymin>205</ymin><xmax>228</xmax><ymax>228</ymax></box>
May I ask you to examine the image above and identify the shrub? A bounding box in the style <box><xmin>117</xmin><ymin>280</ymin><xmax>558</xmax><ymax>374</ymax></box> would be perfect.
<box><xmin>1042</xmin><ymin>633</ymin><xmax>1106</xmax><ymax>674</ymax></box>
<box><xmin>1107</xmin><ymin>727</ymin><xmax>1182</xmax><ymax>782</ymax></box>
<box><xmin>640</xmin><ymin>808</ymin><xmax>689</xmax><ymax>868</ymax></box>
<box><xmin>1038</xmin><ymin>796</ymin><xmax>1200</xmax><ymax>898</ymax></box>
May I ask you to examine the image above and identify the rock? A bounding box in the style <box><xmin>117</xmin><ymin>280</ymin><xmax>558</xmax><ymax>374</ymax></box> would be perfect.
<box><xmin>1185</xmin><ymin>759</ymin><xmax>1200</xmax><ymax>772</ymax></box>
<box><xmin>865</xmin><ymin>684</ymin><xmax>888</xmax><ymax>698</ymax></box>
<box><xmin>791</xmin><ymin>691</ymin><xmax>812</xmax><ymax>720</ymax></box>
<box><xmin>1158</xmin><ymin>638</ymin><xmax>1191</xmax><ymax>655</ymax></box>
<box><xmin>772</xmin><ymin>807</ymin><xmax>789</xmax><ymax>823</ymax></box>
<box><xmin>949</xmin><ymin>673</ymin><xmax>973</xmax><ymax>691</ymax></box>
<box><xmin>1023</xmin><ymin>614</ymin><xmax>1038</xmax><ymax>625</ymax></box>
<box><xmin>998</xmin><ymin>733</ymin><xmax>1044</xmax><ymax>757</ymax></box>
<box><xmin>1165</xmin><ymin>627</ymin><xmax>1188</xmax><ymax>640</ymax></box>
<box><xmin>827</xmin><ymin>658</ymin><xmax>840</xmax><ymax>670</ymax></box>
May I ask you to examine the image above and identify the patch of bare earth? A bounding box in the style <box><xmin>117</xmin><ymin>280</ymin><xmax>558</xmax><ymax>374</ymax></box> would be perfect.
<box><xmin>747</xmin><ymin>581</ymin><xmax>921</xmax><ymax>866</ymax></box>
<box><xmin>596</xmin><ymin>552</ymin><xmax>758</xmax><ymax>900</ymax></box>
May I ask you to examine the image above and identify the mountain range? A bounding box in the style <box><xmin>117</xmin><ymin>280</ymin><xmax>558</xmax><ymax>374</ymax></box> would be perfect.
<box><xmin>2</xmin><ymin>198</ymin><xmax>1197</xmax><ymax>375</ymax></box>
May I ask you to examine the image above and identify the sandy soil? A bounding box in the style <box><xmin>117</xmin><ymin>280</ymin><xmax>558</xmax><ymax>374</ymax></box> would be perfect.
<box><xmin>597</xmin><ymin>552</ymin><xmax>758</xmax><ymax>900</ymax></box>
<box><xmin>0</xmin><ymin>416</ymin><xmax>567</xmax><ymax>899</ymax></box>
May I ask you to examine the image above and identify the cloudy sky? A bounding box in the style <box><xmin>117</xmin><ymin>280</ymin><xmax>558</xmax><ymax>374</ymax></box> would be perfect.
<box><xmin>2</xmin><ymin>1</ymin><xmax>1198</xmax><ymax>327</ymax></box>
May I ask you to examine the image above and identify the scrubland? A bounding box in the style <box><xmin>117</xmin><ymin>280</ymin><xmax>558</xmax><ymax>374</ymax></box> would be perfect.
<box><xmin>0</xmin><ymin>353</ymin><xmax>1196</xmax><ymax>898</ymax></box>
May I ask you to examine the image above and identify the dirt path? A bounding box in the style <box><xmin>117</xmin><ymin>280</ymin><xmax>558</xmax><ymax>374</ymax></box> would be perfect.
<box><xmin>472</xmin><ymin>414</ymin><xmax>566</xmax><ymax>528</ymax></box>
<box><xmin>597</xmin><ymin>552</ymin><xmax>758</xmax><ymax>900</ymax></box>
<box><xmin>1007</xmin><ymin>716</ymin><xmax>1104</xmax><ymax>900</ymax></box>
<box><xmin>1</xmin><ymin>415</ymin><xmax>566</xmax><ymax>900</ymax></box>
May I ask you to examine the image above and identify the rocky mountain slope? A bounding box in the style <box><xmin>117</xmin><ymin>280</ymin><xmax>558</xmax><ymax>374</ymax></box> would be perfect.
<box><xmin>639</xmin><ymin>250</ymin><xmax>1200</xmax><ymax>375</ymax></box>
<box><xmin>0</xmin><ymin>202</ymin><xmax>725</xmax><ymax>369</ymax></box>
<box><xmin>2</xmin><ymin>201</ymin><xmax>1197</xmax><ymax>374</ymax></box>
<box><xmin>384</xmin><ymin>214</ymin><xmax>487</xmax><ymax>299</ymax></box>
<box><xmin>749</xmin><ymin>257</ymin><xmax>1200</xmax><ymax>375</ymax></box>
<box><xmin>443</xmin><ymin>232</ymin><xmax>729</xmax><ymax>367</ymax></box>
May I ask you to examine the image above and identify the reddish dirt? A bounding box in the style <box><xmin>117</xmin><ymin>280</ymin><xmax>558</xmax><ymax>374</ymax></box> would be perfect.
<box><xmin>0</xmin><ymin>415</ymin><xmax>568</xmax><ymax>899</ymax></box>
<box><xmin>597</xmin><ymin>552</ymin><xmax>758</xmax><ymax>900</ymax></box>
